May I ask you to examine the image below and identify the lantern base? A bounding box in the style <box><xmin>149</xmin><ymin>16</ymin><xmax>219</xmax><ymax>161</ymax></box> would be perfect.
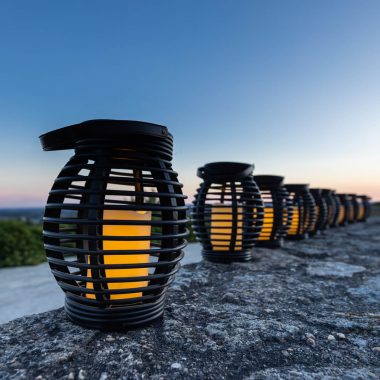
<box><xmin>308</xmin><ymin>231</ymin><xmax>320</xmax><ymax>237</ymax></box>
<box><xmin>286</xmin><ymin>233</ymin><xmax>308</xmax><ymax>241</ymax></box>
<box><xmin>255</xmin><ymin>239</ymin><xmax>283</xmax><ymax>249</ymax></box>
<box><xmin>64</xmin><ymin>294</ymin><xmax>166</xmax><ymax>330</ymax></box>
<box><xmin>202</xmin><ymin>250</ymin><xmax>253</xmax><ymax>263</ymax></box>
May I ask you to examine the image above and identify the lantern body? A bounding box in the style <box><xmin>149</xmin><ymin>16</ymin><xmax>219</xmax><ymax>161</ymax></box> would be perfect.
<box><xmin>285</xmin><ymin>184</ymin><xmax>316</xmax><ymax>240</ymax></box>
<box><xmin>357</xmin><ymin>195</ymin><xmax>371</xmax><ymax>222</ymax></box>
<box><xmin>357</xmin><ymin>196</ymin><xmax>365</xmax><ymax>222</ymax></box>
<box><xmin>253</xmin><ymin>175</ymin><xmax>293</xmax><ymax>248</ymax></box>
<box><xmin>321</xmin><ymin>189</ymin><xmax>337</xmax><ymax>227</ymax></box>
<box><xmin>330</xmin><ymin>191</ymin><xmax>341</xmax><ymax>228</ymax></box>
<box><xmin>40</xmin><ymin>120</ymin><xmax>187</xmax><ymax>330</ymax></box>
<box><xmin>309</xmin><ymin>189</ymin><xmax>328</xmax><ymax>235</ymax></box>
<box><xmin>337</xmin><ymin>194</ymin><xmax>351</xmax><ymax>226</ymax></box>
<box><xmin>191</xmin><ymin>162</ymin><xmax>263</xmax><ymax>263</ymax></box>
<box><xmin>348</xmin><ymin>194</ymin><xmax>359</xmax><ymax>223</ymax></box>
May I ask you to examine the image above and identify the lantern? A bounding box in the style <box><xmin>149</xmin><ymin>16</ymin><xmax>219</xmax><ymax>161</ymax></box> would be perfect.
<box><xmin>357</xmin><ymin>195</ymin><xmax>371</xmax><ymax>222</ymax></box>
<box><xmin>253</xmin><ymin>175</ymin><xmax>293</xmax><ymax>248</ymax></box>
<box><xmin>321</xmin><ymin>189</ymin><xmax>337</xmax><ymax>227</ymax></box>
<box><xmin>336</xmin><ymin>193</ymin><xmax>351</xmax><ymax>226</ymax></box>
<box><xmin>191</xmin><ymin>162</ymin><xmax>263</xmax><ymax>263</ymax></box>
<box><xmin>330</xmin><ymin>190</ymin><xmax>341</xmax><ymax>228</ymax></box>
<box><xmin>347</xmin><ymin>194</ymin><xmax>359</xmax><ymax>223</ymax></box>
<box><xmin>40</xmin><ymin>119</ymin><xmax>188</xmax><ymax>329</ymax></box>
<box><xmin>285</xmin><ymin>184</ymin><xmax>316</xmax><ymax>240</ymax></box>
<box><xmin>309</xmin><ymin>188</ymin><xmax>328</xmax><ymax>236</ymax></box>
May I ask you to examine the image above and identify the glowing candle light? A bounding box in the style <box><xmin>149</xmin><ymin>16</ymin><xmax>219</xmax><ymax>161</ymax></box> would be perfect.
<box><xmin>285</xmin><ymin>184</ymin><xmax>316</xmax><ymax>240</ymax></box>
<box><xmin>330</xmin><ymin>191</ymin><xmax>341</xmax><ymax>228</ymax></box>
<box><xmin>257</xmin><ymin>206</ymin><xmax>274</xmax><ymax>241</ymax></box>
<box><xmin>210</xmin><ymin>204</ymin><xmax>242</xmax><ymax>251</ymax></box>
<box><xmin>346</xmin><ymin>194</ymin><xmax>361</xmax><ymax>223</ymax></box>
<box><xmin>253</xmin><ymin>175</ymin><xmax>292</xmax><ymax>248</ymax></box>
<box><xmin>337</xmin><ymin>193</ymin><xmax>351</xmax><ymax>226</ymax></box>
<box><xmin>288</xmin><ymin>207</ymin><xmax>300</xmax><ymax>235</ymax></box>
<box><xmin>357</xmin><ymin>195</ymin><xmax>371</xmax><ymax>222</ymax></box>
<box><xmin>357</xmin><ymin>205</ymin><xmax>364</xmax><ymax>221</ymax></box>
<box><xmin>337</xmin><ymin>205</ymin><xmax>346</xmax><ymax>225</ymax></box>
<box><xmin>86</xmin><ymin>210</ymin><xmax>152</xmax><ymax>299</ymax></box>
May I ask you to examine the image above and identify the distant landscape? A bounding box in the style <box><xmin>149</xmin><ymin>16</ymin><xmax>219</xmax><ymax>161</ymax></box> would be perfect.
<box><xmin>0</xmin><ymin>208</ymin><xmax>44</xmax><ymax>224</ymax></box>
<box><xmin>0</xmin><ymin>202</ymin><xmax>376</xmax><ymax>267</ymax></box>
<box><xmin>0</xmin><ymin>202</ymin><xmax>379</xmax><ymax>222</ymax></box>
<box><xmin>0</xmin><ymin>206</ymin><xmax>197</xmax><ymax>268</ymax></box>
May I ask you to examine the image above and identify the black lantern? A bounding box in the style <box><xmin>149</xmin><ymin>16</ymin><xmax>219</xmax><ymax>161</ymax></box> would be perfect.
<box><xmin>330</xmin><ymin>190</ymin><xmax>341</xmax><ymax>228</ymax></box>
<box><xmin>191</xmin><ymin>162</ymin><xmax>263</xmax><ymax>263</ymax></box>
<box><xmin>285</xmin><ymin>184</ymin><xmax>316</xmax><ymax>240</ymax></box>
<box><xmin>40</xmin><ymin>120</ymin><xmax>188</xmax><ymax>330</ymax></box>
<box><xmin>347</xmin><ymin>194</ymin><xmax>359</xmax><ymax>223</ymax></box>
<box><xmin>321</xmin><ymin>189</ymin><xmax>337</xmax><ymax>227</ymax></box>
<box><xmin>309</xmin><ymin>188</ymin><xmax>328</xmax><ymax>235</ymax></box>
<box><xmin>357</xmin><ymin>195</ymin><xmax>371</xmax><ymax>222</ymax></box>
<box><xmin>336</xmin><ymin>193</ymin><xmax>351</xmax><ymax>226</ymax></box>
<box><xmin>253</xmin><ymin>175</ymin><xmax>293</xmax><ymax>248</ymax></box>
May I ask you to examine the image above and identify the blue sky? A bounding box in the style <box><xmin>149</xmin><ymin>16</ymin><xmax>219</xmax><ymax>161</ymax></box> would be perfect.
<box><xmin>0</xmin><ymin>0</ymin><xmax>379</xmax><ymax>207</ymax></box>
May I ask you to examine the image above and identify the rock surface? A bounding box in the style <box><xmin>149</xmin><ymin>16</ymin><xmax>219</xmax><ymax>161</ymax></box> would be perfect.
<box><xmin>1</xmin><ymin>219</ymin><xmax>380</xmax><ymax>380</ymax></box>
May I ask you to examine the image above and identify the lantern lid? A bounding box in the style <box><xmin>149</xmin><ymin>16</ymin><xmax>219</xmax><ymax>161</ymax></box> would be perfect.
<box><xmin>284</xmin><ymin>184</ymin><xmax>309</xmax><ymax>191</ymax></box>
<box><xmin>310</xmin><ymin>188</ymin><xmax>322</xmax><ymax>195</ymax></box>
<box><xmin>197</xmin><ymin>162</ymin><xmax>254</xmax><ymax>182</ymax></box>
<box><xmin>39</xmin><ymin>119</ymin><xmax>171</xmax><ymax>151</ymax></box>
<box><xmin>253</xmin><ymin>175</ymin><xmax>284</xmax><ymax>187</ymax></box>
<box><xmin>348</xmin><ymin>193</ymin><xmax>357</xmax><ymax>198</ymax></box>
<box><xmin>320</xmin><ymin>189</ymin><xmax>332</xmax><ymax>195</ymax></box>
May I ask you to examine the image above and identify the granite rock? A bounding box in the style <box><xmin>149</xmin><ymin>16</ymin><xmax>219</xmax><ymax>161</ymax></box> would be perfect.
<box><xmin>1</xmin><ymin>218</ymin><xmax>380</xmax><ymax>379</ymax></box>
<box><xmin>306</xmin><ymin>261</ymin><xmax>366</xmax><ymax>278</ymax></box>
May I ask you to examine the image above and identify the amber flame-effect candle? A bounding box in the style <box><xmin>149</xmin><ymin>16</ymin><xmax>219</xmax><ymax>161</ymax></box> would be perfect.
<box><xmin>357</xmin><ymin>204</ymin><xmax>365</xmax><ymax>221</ymax></box>
<box><xmin>258</xmin><ymin>206</ymin><xmax>274</xmax><ymax>241</ymax></box>
<box><xmin>288</xmin><ymin>207</ymin><xmax>300</xmax><ymax>235</ymax></box>
<box><xmin>87</xmin><ymin>210</ymin><xmax>152</xmax><ymax>300</ymax></box>
<box><xmin>211</xmin><ymin>205</ymin><xmax>242</xmax><ymax>251</ymax></box>
<box><xmin>337</xmin><ymin>205</ymin><xmax>345</xmax><ymax>224</ymax></box>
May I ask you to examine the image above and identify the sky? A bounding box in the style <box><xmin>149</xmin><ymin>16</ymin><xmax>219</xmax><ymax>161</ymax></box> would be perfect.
<box><xmin>0</xmin><ymin>0</ymin><xmax>379</xmax><ymax>207</ymax></box>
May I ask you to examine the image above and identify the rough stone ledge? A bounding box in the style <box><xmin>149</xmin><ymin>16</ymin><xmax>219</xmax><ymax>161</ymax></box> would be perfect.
<box><xmin>1</xmin><ymin>219</ymin><xmax>380</xmax><ymax>380</ymax></box>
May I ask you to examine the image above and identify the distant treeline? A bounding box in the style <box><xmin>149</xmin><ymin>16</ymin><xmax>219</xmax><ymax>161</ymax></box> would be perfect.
<box><xmin>0</xmin><ymin>221</ymin><xmax>45</xmax><ymax>267</ymax></box>
<box><xmin>0</xmin><ymin>208</ymin><xmax>44</xmax><ymax>223</ymax></box>
<box><xmin>0</xmin><ymin>208</ymin><xmax>197</xmax><ymax>267</ymax></box>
